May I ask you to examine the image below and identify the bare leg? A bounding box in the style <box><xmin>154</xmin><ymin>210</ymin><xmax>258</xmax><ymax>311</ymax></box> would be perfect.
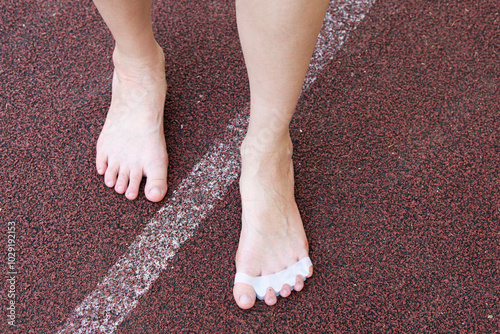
<box><xmin>94</xmin><ymin>0</ymin><xmax>168</xmax><ymax>202</ymax></box>
<box><xmin>234</xmin><ymin>0</ymin><xmax>329</xmax><ymax>308</ymax></box>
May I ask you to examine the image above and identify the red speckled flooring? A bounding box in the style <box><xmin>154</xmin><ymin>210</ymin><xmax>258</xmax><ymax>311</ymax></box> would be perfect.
<box><xmin>1</xmin><ymin>0</ymin><xmax>499</xmax><ymax>332</ymax></box>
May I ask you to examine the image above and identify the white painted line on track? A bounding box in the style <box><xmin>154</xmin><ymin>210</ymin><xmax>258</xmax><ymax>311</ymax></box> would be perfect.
<box><xmin>305</xmin><ymin>0</ymin><xmax>375</xmax><ymax>90</ymax></box>
<box><xmin>58</xmin><ymin>1</ymin><xmax>374</xmax><ymax>332</ymax></box>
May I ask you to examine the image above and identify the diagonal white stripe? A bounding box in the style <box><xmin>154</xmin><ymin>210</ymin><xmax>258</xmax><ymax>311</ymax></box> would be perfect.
<box><xmin>304</xmin><ymin>0</ymin><xmax>374</xmax><ymax>90</ymax></box>
<box><xmin>58</xmin><ymin>1</ymin><xmax>374</xmax><ymax>332</ymax></box>
<box><xmin>59</xmin><ymin>112</ymin><xmax>248</xmax><ymax>333</ymax></box>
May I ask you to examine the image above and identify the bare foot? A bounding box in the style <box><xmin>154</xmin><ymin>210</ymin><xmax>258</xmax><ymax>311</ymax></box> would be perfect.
<box><xmin>96</xmin><ymin>43</ymin><xmax>168</xmax><ymax>202</ymax></box>
<box><xmin>233</xmin><ymin>134</ymin><xmax>313</xmax><ymax>309</ymax></box>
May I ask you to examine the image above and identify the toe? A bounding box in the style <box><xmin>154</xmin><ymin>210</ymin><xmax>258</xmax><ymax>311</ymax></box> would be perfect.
<box><xmin>126</xmin><ymin>169</ymin><xmax>142</xmax><ymax>200</ymax></box>
<box><xmin>114</xmin><ymin>170</ymin><xmax>129</xmax><ymax>194</ymax></box>
<box><xmin>280</xmin><ymin>284</ymin><xmax>291</xmax><ymax>298</ymax></box>
<box><xmin>294</xmin><ymin>275</ymin><xmax>305</xmax><ymax>292</ymax></box>
<box><xmin>144</xmin><ymin>166</ymin><xmax>168</xmax><ymax>202</ymax></box>
<box><xmin>307</xmin><ymin>265</ymin><xmax>313</xmax><ymax>278</ymax></box>
<box><xmin>233</xmin><ymin>283</ymin><xmax>256</xmax><ymax>310</ymax></box>
<box><xmin>264</xmin><ymin>288</ymin><xmax>277</xmax><ymax>306</ymax></box>
<box><xmin>96</xmin><ymin>148</ymin><xmax>107</xmax><ymax>175</ymax></box>
<box><xmin>104</xmin><ymin>163</ymin><xmax>119</xmax><ymax>188</ymax></box>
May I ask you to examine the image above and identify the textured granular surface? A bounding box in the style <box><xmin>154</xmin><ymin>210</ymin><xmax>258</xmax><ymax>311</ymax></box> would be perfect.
<box><xmin>0</xmin><ymin>0</ymin><xmax>499</xmax><ymax>333</ymax></box>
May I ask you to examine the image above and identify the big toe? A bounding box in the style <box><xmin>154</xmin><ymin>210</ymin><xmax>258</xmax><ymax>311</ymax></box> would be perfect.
<box><xmin>233</xmin><ymin>283</ymin><xmax>256</xmax><ymax>310</ymax></box>
<box><xmin>144</xmin><ymin>167</ymin><xmax>168</xmax><ymax>202</ymax></box>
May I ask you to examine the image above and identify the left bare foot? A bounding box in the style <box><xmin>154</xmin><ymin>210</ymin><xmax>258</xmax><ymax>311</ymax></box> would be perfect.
<box><xmin>95</xmin><ymin>43</ymin><xmax>168</xmax><ymax>202</ymax></box>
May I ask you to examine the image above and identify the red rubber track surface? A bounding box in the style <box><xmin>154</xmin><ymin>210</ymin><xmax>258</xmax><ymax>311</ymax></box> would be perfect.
<box><xmin>1</xmin><ymin>0</ymin><xmax>499</xmax><ymax>332</ymax></box>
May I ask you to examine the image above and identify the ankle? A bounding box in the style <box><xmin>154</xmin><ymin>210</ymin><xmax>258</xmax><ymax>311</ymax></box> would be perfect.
<box><xmin>241</xmin><ymin>131</ymin><xmax>292</xmax><ymax>157</ymax></box>
<box><xmin>240</xmin><ymin>135</ymin><xmax>293</xmax><ymax>181</ymax></box>
<box><xmin>113</xmin><ymin>29</ymin><xmax>162</xmax><ymax>58</ymax></box>
<box><xmin>112</xmin><ymin>41</ymin><xmax>165</xmax><ymax>74</ymax></box>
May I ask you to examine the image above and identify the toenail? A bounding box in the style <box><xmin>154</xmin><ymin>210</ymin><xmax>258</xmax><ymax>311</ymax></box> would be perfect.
<box><xmin>116</xmin><ymin>185</ymin><xmax>124</xmax><ymax>191</ymax></box>
<box><xmin>240</xmin><ymin>294</ymin><xmax>252</xmax><ymax>305</ymax></box>
<box><xmin>150</xmin><ymin>188</ymin><xmax>162</xmax><ymax>197</ymax></box>
<box><xmin>97</xmin><ymin>169</ymin><xmax>103</xmax><ymax>174</ymax></box>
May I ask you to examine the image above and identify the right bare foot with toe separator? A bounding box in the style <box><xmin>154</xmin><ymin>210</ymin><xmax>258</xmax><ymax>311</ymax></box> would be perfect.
<box><xmin>233</xmin><ymin>134</ymin><xmax>313</xmax><ymax>309</ymax></box>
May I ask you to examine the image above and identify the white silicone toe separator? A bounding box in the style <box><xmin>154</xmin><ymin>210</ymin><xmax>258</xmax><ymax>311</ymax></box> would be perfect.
<box><xmin>234</xmin><ymin>257</ymin><xmax>313</xmax><ymax>300</ymax></box>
